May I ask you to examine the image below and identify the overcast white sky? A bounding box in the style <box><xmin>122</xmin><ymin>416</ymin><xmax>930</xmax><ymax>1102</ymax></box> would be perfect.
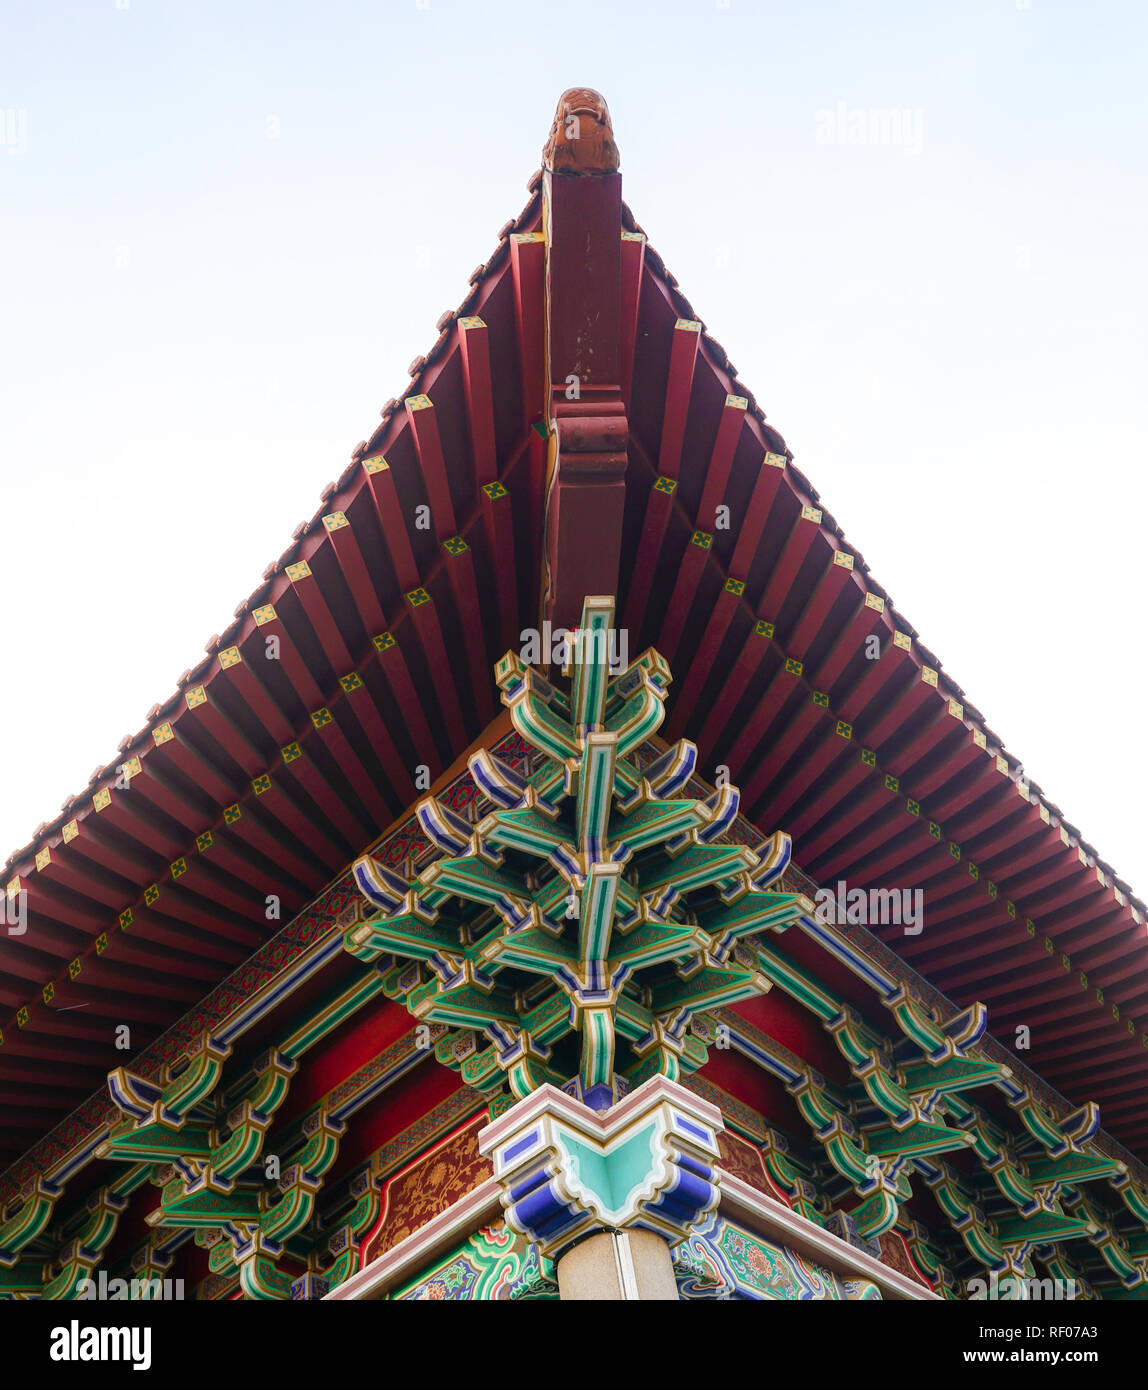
<box><xmin>1</xmin><ymin>0</ymin><xmax>1145</xmax><ymax>895</ymax></box>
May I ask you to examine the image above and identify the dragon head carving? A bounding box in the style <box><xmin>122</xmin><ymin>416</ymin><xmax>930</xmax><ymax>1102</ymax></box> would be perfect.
<box><xmin>543</xmin><ymin>88</ymin><xmax>619</xmax><ymax>174</ymax></box>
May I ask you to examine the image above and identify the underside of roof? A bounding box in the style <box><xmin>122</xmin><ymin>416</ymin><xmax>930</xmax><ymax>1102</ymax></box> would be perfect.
<box><xmin>3</xmin><ymin>87</ymin><xmax>1145</xmax><ymax>1190</ymax></box>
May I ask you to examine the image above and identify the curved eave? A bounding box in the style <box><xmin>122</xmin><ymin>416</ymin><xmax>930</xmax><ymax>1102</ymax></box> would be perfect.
<box><xmin>2</xmin><ymin>176</ymin><xmax>1145</xmax><ymax>1170</ymax></box>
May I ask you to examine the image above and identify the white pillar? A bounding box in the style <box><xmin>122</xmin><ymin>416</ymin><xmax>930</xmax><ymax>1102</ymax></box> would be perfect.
<box><xmin>555</xmin><ymin>1229</ymin><xmax>679</xmax><ymax>1301</ymax></box>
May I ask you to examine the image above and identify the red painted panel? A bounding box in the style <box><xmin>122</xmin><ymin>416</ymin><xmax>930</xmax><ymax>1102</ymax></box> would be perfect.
<box><xmin>697</xmin><ymin>1049</ymin><xmax>800</xmax><ymax>1132</ymax></box>
<box><xmin>330</xmin><ymin>1061</ymin><xmax>464</xmax><ymax>1178</ymax></box>
<box><xmin>279</xmin><ymin>996</ymin><xmax>416</xmax><ymax>1120</ymax></box>
<box><xmin>732</xmin><ymin>991</ymin><xmax>843</xmax><ymax>1078</ymax></box>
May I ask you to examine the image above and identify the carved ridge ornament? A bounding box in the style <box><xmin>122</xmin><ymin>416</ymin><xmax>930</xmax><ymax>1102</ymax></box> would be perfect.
<box><xmin>543</xmin><ymin>88</ymin><xmax>620</xmax><ymax>174</ymax></box>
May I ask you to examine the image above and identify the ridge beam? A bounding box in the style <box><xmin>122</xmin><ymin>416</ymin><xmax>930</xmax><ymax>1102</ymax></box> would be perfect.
<box><xmin>542</xmin><ymin>125</ymin><xmax>626</xmax><ymax>631</ymax></box>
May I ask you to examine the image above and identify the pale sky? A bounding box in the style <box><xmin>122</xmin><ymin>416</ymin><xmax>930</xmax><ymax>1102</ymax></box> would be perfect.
<box><xmin>1</xmin><ymin>0</ymin><xmax>1145</xmax><ymax>899</ymax></box>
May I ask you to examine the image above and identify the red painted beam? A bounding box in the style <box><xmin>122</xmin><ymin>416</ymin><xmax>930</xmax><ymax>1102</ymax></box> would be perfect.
<box><xmin>208</xmin><ymin>652</ymin><xmax>293</xmax><ymax>761</ymax></box>
<box><xmin>664</xmin><ymin>579</ymin><xmax>744</xmax><ymax>743</ymax></box>
<box><xmin>619</xmin><ymin>231</ymin><xmax>646</xmax><ymax>407</ymax></box>
<box><xmin>149</xmin><ymin>713</ymin><xmax>244</xmax><ymax>808</ymax></box>
<box><xmin>479</xmin><ymin>480</ymin><xmax>519</xmax><ymax>655</ymax></box>
<box><xmin>51</xmin><ymin>813</ymin><xmax>155</xmax><ymax>887</ymax></box>
<box><xmin>366</xmin><ymin>630</ymin><xmax>440</xmax><ymax>780</ymax></box>
<box><xmin>788</xmin><ymin>748</ymin><xmax>879</xmax><ymax>843</ymax></box>
<box><xmin>458</xmin><ymin>316</ymin><xmax>497</xmax><ymax>487</ymax></box>
<box><xmin>1054</xmin><ymin>1050</ymin><xmax>1148</xmax><ymax>1090</ymax></box>
<box><xmin>69</xmin><ymin>957</ymin><xmax>205</xmax><ymax>1006</ymax></box>
<box><xmin>166</xmin><ymin>854</ymin><xmax>274</xmax><ymax>923</ymax></box>
<box><xmin>905</xmin><ymin>876</ymin><xmax>1009</xmax><ymax>930</ymax></box>
<box><xmin>547</xmin><ymin>168</ymin><xmax>621</xmax><ymax>391</ymax></box>
<box><xmin>322</xmin><ymin>509</ymin><xmax>387</xmax><ymax>635</ymax></box>
<box><xmin>404</xmin><ymin>395</ymin><xmax>457</xmax><ymax>541</ymax></box>
<box><xmin>856</xmin><ymin>667</ymin><xmax>942</xmax><ymax>754</ymax></box>
<box><xmin>987</xmin><ymin>980</ymin><xmax>1130</xmax><ymax>1036</ymax></box>
<box><xmin>403</xmin><ymin>588</ymin><xmax>469</xmax><ymax>753</ymax></box>
<box><xmin>337</xmin><ymin>667</ymin><xmax>419</xmax><ymax>805</ymax></box>
<box><xmin>307</xmin><ymin>704</ymin><xmax>395</xmax><ymax>833</ymax></box>
<box><xmin>696</xmin><ymin>616</ymin><xmax>773</xmax><ymax>753</ymax></box>
<box><xmin>742</xmin><ymin>693</ymin><xmax>826</xmax><ymax>815</ymax></box>
<box><xmin>786</xmin><ymin>549</ymin><xmax>857</xmax><ymax>660</ymax></box>
<box><xmin>622</xmin><ymin>476</ymin><xmax>677</xmax><ymax>640</ymax></box>
<box><xmin>800</xmin><ymin>778</ymin><xmax>901</xmax><ymax>867</ymax></box>
<box><xmin>88</xmin><ymin>784</ymin><xmax>184</xmax><ymax>862</ymax></box>
<box><xmin>192</xmin><ymin>820</ymin><xmax>309</xmax><ymax>901</ymax></box>
<box><xmin>0</xmin><ymin>1029</ymin><xmax>125</xmax><ymax>1069</ymax></box>
<box><xmin>1072</xmin><ymin>953</ymin><xmax>1148</xmax><ymax>1003</ymax></box>
<box><xmin>45</xmin><ymin>986</ymin><xmax>173</xmax><ymax>1028</ymax></box>
<box><xmin>657</xmin><ymin>319</ymin><xmax>701</xmax><ymax>478</ymax></box>
<box><xmin>658</xmin><ymin>529</ymin><xmax>717</xmax><ymax>665</ymax></box>
<box><xmin>362</xmin><ymin>455</ymin><xmax>419</xmax><ymax>595</ymax></box>
<box><xmin>816</xmin><ymin>802</ymin><xmax>933</xmax><ymax>885</ymax></box>
<box><xmin>277</xmin><ymin>743</ymin><xmax>365</xmax><ymax>851</ymax></box>
<box><xmin>729</xmin><ymin>452</ymin><xmax>788</xmax><ymax>581</ymax></box>
<box><xmin>510</xmin><ymin>232</ymin><xmax>546</xmax><ymax>427</ymax></box>
<box><xmin>810</xmin><ymin>593</ymin><xmax>889</xmax><ymax>695</ymax></box>
<box><xmin>897</xmin><ymin>908</ymin><xmax>1018</xmax><ymax>970</ymax></box>
<box><xmin>1003</xmin><ymin>848</ymin><xmax>1090</xmax><ymax>905</ymax></box>
<box><xmin>120</xmin><ymin>903</ymin><xmax>248</xmax><ymax>966</ymax></box>
<box><xmin>939</xmin><ymin>772</ymin><xmax>1028</xmax><ymax>838</ymax></box>
<box><xmin>724</xmin><ymin>657</ymin><xmax>806</xmax><ymax>777</ymax></box>
<box><xmin>222</xmin><ymin>796</ymin><xmax>333</xmax><ymax>886</ymax></box>
<box><xmin>995</xmin><ymin>1002</ymin><xmax>1128</xmax><ymax>1051</ymax></box>
<box><xmin>984</xmin><ymin>833</ymin><xmax>1072</xmax><ymax>884</ymax></box>
<box><xmin>816</xmin><ymin>809</ymin><xmax>927</xmax><ymax>886</ymax></box>
<box><xmin>282</xmin><ymin>561</ymin><xmax>354</xmax><ymax>675</ymax></box>
<box><xmin>248</xmin><ymin>775</ymin><xmax>347</xmax><ymax>871</ymax></box>
<box><xmin>528</xmin><ymin>424</ymin><xmax>547</xmax><ymax>612</ymax></box>
<box><xmin>757</xmin><ymin>507</ymin><xmax>822</xmax><ymax>624</ymax></box>
<box><xmin>904</xmin><ymin>732</ymin><xmax>989</xmax><ymax>801</ymax></box>
<box><xmin>696</xmin><ymin>394</ymin><xmax>747</xmax><ymax>530</ymax></box>
<box><xmin>543</xmin><ymin>158</ymin><xmax>626</xmax><ymax>628</ymax></box>
<box><xmin>439</xmin><ymin>537</ymin><xmax>495</xmax><ymax>728</ymax></box>
<box><xmin>1027</xmin><ymin>871</ymin><xmax>1115</xmax><ymax>927</ymax></box>
<box><xmin>1054</xmin><ymin>899</ymin><xmax>1137</xmax><ymax>945</ymax></box>
<box><xmin>103</xmin><ymin>753</ymin><xmax>204</xmax><ymax>839</ymax></box>
<box><xmin>30</xmin><ymin>844</ymin><xmax>125</xmax><ymax>910</ymax></box>
<box><xmin>879</xmin><ymin>700</ymin><xmax>970</xmax><ymax>784</ymax></box>
<box><xmin>1028</xmin><ymin>1018</ymin><xmax>1141</xmax><ymax>1067</ymax></box>
<box><xmin>0</xmin><ymin>939</ymin><xmax>74</xmax><ymax>989</ymax></box>
<box><xmin>178</xmin><ymin>681</ymin><xmax>267</xmax><ymax>781</ymax></box>
<box><xmin>246</xmin><ymin>604</ymin><xmax>326</xmax><ymax>713</ymax></box>
<box><xmin>951</xmin><ymin>945</ymin><xmax>1070</xmax><ymax>997</ymax></box>
<box><xmin>755</xmin><ymin>720</ymin><xmax>857</xmax><ymax>827</ymax></box>
<box><xmin>0</xmin><ymin>1061</ymin><xmax>103</xmax><ymax>1095</ymax></box>
<box><xmin>543</xmin><ymin>411</ymin><xmax>628</xmax><ymax>630</ymax></box>
<box><xmin>1081</xmin><ymin>1061</ymin><xmax>1148</xmax><ymax>1103</ymax></box>
<box><xmin>141</xmin><ymin>882</ymin><xmax>264</xmax><ymax>949</ymax></box>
